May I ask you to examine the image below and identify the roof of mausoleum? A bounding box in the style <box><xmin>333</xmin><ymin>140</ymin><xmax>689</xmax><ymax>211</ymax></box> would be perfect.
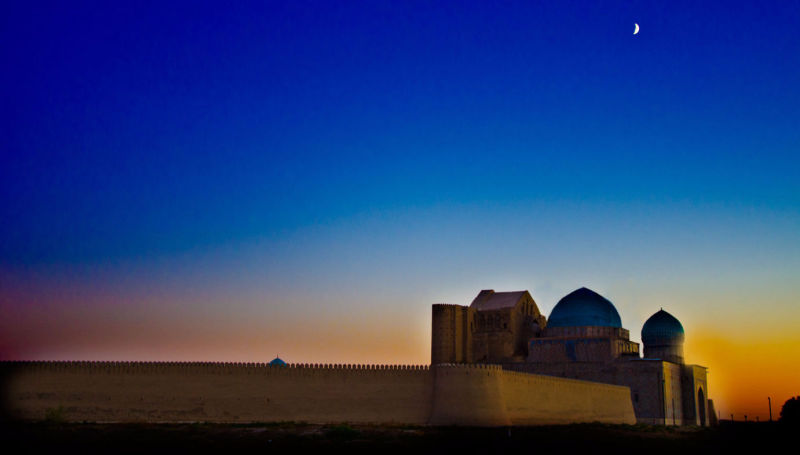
<box><xmin>547</xmin><ymin>287</ymin><xmax>623</xmax><ymax>328</ymax></box>
<box><xmin>642</xmin><ymin>309</ymin><xmax>685</xmax><ymax>345</ymax></box>
<box><xmin>470</xmin><ymin>290</ymin><xmax>529</xmax><ymax>311</ymax></box>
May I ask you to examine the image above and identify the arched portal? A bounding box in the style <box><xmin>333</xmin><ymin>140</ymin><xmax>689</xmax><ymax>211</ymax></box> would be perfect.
<box><xmin>697</xmin><ymin>388</ymin><xmax>706</xmax><ymax>426</ymax></box>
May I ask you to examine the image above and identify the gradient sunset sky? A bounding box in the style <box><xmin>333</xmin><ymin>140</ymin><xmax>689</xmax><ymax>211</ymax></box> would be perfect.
<box><xmin>2</xmin><ymin>1</ymin><xmax>799</xmax><ymax>421</ymax></box>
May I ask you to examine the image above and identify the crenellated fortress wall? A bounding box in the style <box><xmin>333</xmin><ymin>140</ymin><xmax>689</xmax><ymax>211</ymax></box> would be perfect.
<box><xmin>1</xmin><ymin>361</ymin><xmax>434</xmax><ymax>424</ymax></box>
<box><xmin>0</xmin><ymin>361</ymin><xmax>636</xmax><ymax>425</ymax></box>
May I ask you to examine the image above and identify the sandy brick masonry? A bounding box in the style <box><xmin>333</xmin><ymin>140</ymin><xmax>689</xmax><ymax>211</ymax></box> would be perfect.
<box><xmin>0</xmin><ymin>361</ymin><xmax>636</xmax><ymax>425</ymax></box>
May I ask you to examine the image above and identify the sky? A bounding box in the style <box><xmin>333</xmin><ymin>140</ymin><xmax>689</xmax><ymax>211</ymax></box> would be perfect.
<box><xmin>2</xmin><ymin>1</ymin><xmax>799</xmax><ymax>421</ymax></box>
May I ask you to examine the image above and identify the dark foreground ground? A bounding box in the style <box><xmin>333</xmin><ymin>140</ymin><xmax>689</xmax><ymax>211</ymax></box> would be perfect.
<box><xmin>0</xmin><ymin>420</ymin><xmax>791</xmax><ymax>454</ymax></box>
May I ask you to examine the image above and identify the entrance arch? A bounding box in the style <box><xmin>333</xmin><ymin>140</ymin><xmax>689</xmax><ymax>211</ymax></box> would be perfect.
<box><xmin>697</xmin><ymin>388</ymin><xmax>706</xmax><ymax>426</ymax></box>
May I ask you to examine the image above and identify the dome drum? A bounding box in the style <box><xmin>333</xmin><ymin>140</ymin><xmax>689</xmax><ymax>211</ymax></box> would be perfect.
<box><xmin>543</xmin><ymin>325</ymin><xmax>629</xmax><ymax>339</ymax></box>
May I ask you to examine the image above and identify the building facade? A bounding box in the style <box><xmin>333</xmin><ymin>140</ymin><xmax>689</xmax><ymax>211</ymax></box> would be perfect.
<box><xmin>431</xmin><ymin>287</ymin><xmax>714</xmax><ymax>425</ymax></box>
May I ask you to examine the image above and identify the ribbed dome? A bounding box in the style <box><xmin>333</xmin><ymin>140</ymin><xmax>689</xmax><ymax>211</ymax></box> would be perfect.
<box><xmin>547</xmin><ymin>288</ymin><xmax>622</xmax><ymax>328</ymax></box>
<box><xmin>641</xmin><ymin>309</ymin><xmax>684</xmax><ymax>345</ymax></box>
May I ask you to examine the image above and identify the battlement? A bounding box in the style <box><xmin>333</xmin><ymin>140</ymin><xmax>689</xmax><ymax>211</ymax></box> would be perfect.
<box><xmin>431</xmin><ymin>303</ymin><xmax>469</xmax><ymax>314</ymax></box>
<box><xmin>0</xmin><ymin>361</ymin><xmax>430</xmax><ymax>376</ymax></box>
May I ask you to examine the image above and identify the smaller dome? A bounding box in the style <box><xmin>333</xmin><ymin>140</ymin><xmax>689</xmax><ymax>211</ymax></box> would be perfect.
<box><xmin>268</xmin><ymin>357</ymin><xmax>287</xmax><ymax>366</ymax></box>
<box><xmin>642</xmin><ymin>309</ymin><xmax>684</xmax><ymax>345</ymax></box>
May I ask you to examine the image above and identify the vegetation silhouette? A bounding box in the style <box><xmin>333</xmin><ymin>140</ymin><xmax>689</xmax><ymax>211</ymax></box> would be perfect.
<box><xmin>780</xmin><ymin>396</ymin><xmax>800</xmax><ymax>424</ymax></box>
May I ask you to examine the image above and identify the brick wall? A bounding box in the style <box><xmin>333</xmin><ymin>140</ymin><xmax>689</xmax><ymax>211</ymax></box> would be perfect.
<box><xmin>1</xmin><ymin>361</ymin><xmax>637</xmax><ymax>426</ymax></box>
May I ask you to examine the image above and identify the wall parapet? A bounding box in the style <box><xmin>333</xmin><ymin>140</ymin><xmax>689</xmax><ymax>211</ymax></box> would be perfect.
<box><xmin>0</xmin><ymin>361</ymin><xmax>430</xmax><ymax>368</ymax></box>
<box><xmin>0</xmin><ymin>361</ymin><xmax>431</xmax><ymax>377</ymax></box>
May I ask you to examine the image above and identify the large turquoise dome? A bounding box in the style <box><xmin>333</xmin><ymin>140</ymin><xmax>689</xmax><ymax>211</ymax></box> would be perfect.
<box><xmin>641</xmin><ymin>309</ymin><xmax>684</xmax><ymax>345</ymax></box>
<box><xmin>547</xmin><ymin>288</ymin><xmax>622</xmax><ymax>328</ymax></box>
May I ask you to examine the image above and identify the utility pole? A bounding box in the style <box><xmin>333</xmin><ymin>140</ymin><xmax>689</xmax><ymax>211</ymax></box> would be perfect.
<box><xmin>768</xmin><ymin>397</ymin><xmax>773</xmax><ymax>422</ymax></box>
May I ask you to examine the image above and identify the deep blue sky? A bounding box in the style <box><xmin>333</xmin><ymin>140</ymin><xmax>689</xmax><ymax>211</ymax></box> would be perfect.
<box><xmin>3</xmin><ymin>1</ymin><xmax>798</xmax><ymax>264</ymax></box>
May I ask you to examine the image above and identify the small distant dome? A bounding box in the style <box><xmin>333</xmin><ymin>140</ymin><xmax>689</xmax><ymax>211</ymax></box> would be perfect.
<box><xmin>547</xmin><ymin>287</ymin><xmax>622</xmax><ymax>328</ymax></box>
<box><xmin>268</xmin><ymin>357</ymin><xmax>287</xmax><ymax>366</ymax></box>
<box><xmin>642</xmin><ymin>309</ymin><xmax>685</xmax><ymax>345</ymax></box>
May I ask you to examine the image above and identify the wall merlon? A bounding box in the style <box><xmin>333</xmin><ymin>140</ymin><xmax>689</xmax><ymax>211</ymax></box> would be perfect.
<box><xmin>1</xmin><ymin>361</ymin><xmax>439</xmax><ymax>372</ymax></box>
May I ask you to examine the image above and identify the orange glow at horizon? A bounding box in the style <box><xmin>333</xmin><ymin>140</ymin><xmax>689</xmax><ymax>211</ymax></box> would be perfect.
<box><xmin>685</xmin><ymin>327</ymin><xmax>800</xmax><ymax>421</ymax></box>
<box><xmin>0</xmin><ymin>302</ymin><xmax>433</xmax><ymax>366</ymax></box>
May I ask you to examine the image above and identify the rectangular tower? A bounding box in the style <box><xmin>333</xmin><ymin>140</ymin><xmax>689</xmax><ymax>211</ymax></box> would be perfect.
<box><xmin>431</xmin><ymin>304</ymin><xmax>472</xmax><ymax>364</ymax></box>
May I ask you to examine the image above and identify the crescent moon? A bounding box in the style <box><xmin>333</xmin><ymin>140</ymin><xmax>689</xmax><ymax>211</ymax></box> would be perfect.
<box><xmin>633</xmin><ymin>23</ymin><xmax>640</xmax><ymax>35</ymax></box>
